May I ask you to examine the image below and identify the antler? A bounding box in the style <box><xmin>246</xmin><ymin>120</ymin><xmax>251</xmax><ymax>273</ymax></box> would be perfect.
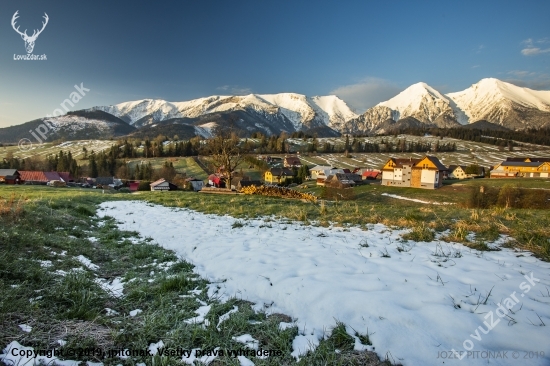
<box><xmin>11</xmin><ymin>10</ymin><xmax>28</xmax><ymax>37</ymax></box>
<box><xmin>29</xmin><ymin>13</ymin><xmax>49</xmax><ymax>40</ymax></box>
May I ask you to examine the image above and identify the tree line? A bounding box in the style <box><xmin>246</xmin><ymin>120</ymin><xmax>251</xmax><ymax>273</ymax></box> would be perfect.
<box><xmin>1</xmin><ymin>150</ymin><xmax>81</xmax><ymax>177</ymax></box>
<box><xmin>385</xmin><ymin>127</ymin><xmax>550</xmax><ymax>147</ymax></box>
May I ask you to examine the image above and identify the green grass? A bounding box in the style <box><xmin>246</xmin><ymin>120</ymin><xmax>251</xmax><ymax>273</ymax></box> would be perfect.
<box><xmin>0</xmin><ymin>186</ymin><xmax>386</xmax><ymax>365</ymax></box>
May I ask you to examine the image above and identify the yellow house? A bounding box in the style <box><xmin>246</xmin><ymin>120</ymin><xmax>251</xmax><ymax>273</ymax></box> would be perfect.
<box><xmin>448</xmin><ymin>165</ymin><xmax>467</xmax><ymax>179</ymax></box>
<box><xmin>381</xmin><ymin>156</ymin><xmax>447</xmax><ymax>189</ymax></box>
<box><xmin>491</xmin><ymin>161</ymin><xmax>550</xmax><ymax>178</ymax></box>
<box><xmin>264</xmin><ymin>168</ymin><xmax>295</xmax><ymax>184</ymax></box>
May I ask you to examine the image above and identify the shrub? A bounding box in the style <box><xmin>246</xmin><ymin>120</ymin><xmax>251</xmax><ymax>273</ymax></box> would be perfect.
<box><xmin>138</xmin><ymin>181</ymin><xmax>151</xmax><ymax>191</ymax></box>
<box><xmin>467</xmin><ymin>185</ymin><xmax>499</xmax><ymax>208</ymax></box>
<box><xmin>497</xmin><ymin>184</ymin><xmax>522</xmax><ymax>208</ymax></box>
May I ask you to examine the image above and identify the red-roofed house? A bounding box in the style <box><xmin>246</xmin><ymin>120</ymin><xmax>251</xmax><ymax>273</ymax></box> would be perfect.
<box><xmin>19</xmin><ymin>171</ymin><xmax>48</xmax><ymax>184</ymax></box>
<box><xmin>362</xmin><ymin>171</ymin><xmax>381</xmax><ymax>180</ymax></box>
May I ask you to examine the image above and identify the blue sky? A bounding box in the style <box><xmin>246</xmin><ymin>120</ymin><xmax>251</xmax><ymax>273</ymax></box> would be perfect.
<box><xmin>1</xmin><ymin>0</ymin><xmax>549</xmax><ymax>127</ymax></box>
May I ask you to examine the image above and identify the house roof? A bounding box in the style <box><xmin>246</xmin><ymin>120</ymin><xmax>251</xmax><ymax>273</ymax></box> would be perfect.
<box><xmin>506</xmin><ymin>157</ymin><xmax>550</xmax><ymax>162</ymax></box>
<box><xmin>326</xmin><ymin>174</ymin><xmax>356</xmax><ymax>185</ymax></box>
<box><xmin>58</xmin><ymin>172</ymin><xmax>73</xmax><ymax>182</ymax></box>
<box><xmin>19</xmin><ymin>171</ymin><xmax>48</xmax><ymax>182</ymax></box>
<box><xmin>501</xmin><ymin>162</ymin><xmax>542</xmax><ymax>167</ymax></box>
<box><xmin>447</xmin><ymin>165</ymin><xmax>467</xmax><ymax>172</ymax></box>
<box><xmin>150</xmin><ymin>178</ymin><xmax>166</xmax><ymax>187</ymax></box>
<box><xmin>311</xmin><ymin>165</ymin><xmax>333</xmax><ymax>171</ymax></box>
<box><xmin>362</xmin><ymin>171</ymin><xmax>380</xmax><ymax>178</ymax></box>
<box><xmin>44</xmin><ymin>172</ymin><xmax>62</xmax><ymax>181</ymax></box>
<box><xmin>284</xmin><ymin>156</ymin><xmax>301</xmax><ymax>164</ymax></box>
<box><xmin>506</xmin><ymin>157</ymin><xmax>530</xmax><ymax>162</ymax></box>
<box><xmin>338</xmin><ymin>173</ymin><xmax>362</xmax><ymax>181</ymax></box>
<box><xmin>0</xmin><ymin>169</ymin><xmax>18</xmax><ymax>177</ymax></box>
<box><xmin>270</xmin><ymin>168</ymin><xmax>295</xmax><ymax>176</ymax></box>
<box><xmin>423</xmin><ymin>156</ymin><xmax>448</xmax><ymax>171</ymax></box>
<box><xmin>388</xmin><ymin>158</ymin><xmax>422</xmax><ymax>169</ymax></box>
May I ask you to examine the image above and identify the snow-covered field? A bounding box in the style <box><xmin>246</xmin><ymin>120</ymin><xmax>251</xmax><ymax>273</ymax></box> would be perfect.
<box><xmin>93</xmin><ymin>201</ymin><xmax>550</xmax><ymax>365</ymax></box>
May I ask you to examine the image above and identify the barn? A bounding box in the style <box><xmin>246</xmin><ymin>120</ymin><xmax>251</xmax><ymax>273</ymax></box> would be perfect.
<box><xmin>0</xmin><ymin>169</ymin><xmax>20</xmax><ymax>184</ymax></box>
<box><xmin>150</xmin><ymin>178</ymin><xmax>178</xmax><ymax>191</ymax></box>
<box><xmin>185</xmin><ymin>178</ymin><xmax>204</xmax><ymax>191</ymax></box>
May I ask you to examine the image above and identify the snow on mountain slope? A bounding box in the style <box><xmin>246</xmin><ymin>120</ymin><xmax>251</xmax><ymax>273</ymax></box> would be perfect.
<box><xmin>377</xmin><ymin>82</ymin><xmax>459</xmax><ymax>125</ymax></box>
<box><xmin>446</xmin><ymin>78</ymin><xmax>550</xmax><ymax>124</ymax></box>
<box><xmin>43</xmin><ymin>115</ymin><xmax>116</xmax><ymax>132</ymax></box>
<box><xmin>311</xmin><ymin>95</ymin><xmax>358</xmax><ymax>129</ymax></box>
<box><xmin>257</xmin><ymin>93</ymin><xmax>322</xmax><ymax>130</ymax></box>
<box><xmin>95</xmin><ymin>93</ymin><xmax>356</xmax><ymax>132</ymax></box>
<box><xmin>96</xmin><ymin>99</ymin><xmax>181</xmax><ymax>125</ymax></box>
<box><xmin>86</xmin><ymin>78</ymin><xmax>550</xmax><ymax>137</ymax></box>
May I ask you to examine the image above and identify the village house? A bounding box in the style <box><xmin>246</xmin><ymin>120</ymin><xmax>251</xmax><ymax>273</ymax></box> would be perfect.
<box><xmin>447</xmin><ymin>165</ymin><xmax>468</xmax><ymax>179</ymax></box>
<box><xmin>324</xmin><ymin>173</ymin><xmax>363</xmax><ymax>189</ymax></box>
<box><xmin>264</xmin><ymin>167</ymin><xmax>295</xmax><ymax>185</ymax></box>
<box><xmin>448</xmin><ymin>165</ymin><xmax>485</xmax><ymax>179</ymax></box>
<box><xmin>184</xmin><ymin>178</ymin><xmax>204</xmax><ymax>191</ymax></box>
<box><xmin>0</xmin><ymin>169</ymin><xmax>20</xmax><ymax>184</ymax></box>
<box><xmin>208</xmin><ymin>174</ymin><xmax>225</xmax><ymax>188</ymax></box>
<box><xmin>95</xmin><ymin>177</ymin><xmax>122</xmax><ymax>188</ymax></box>
<box><xmin>18</xmin><ymin>171</ymin><xmax>74</xmax><ymax>185</ymax></box>
<box><xmin>310</xmin><ymin>165</ymin><xmax>333</xmax><ymax>179</ymax></box>
<box><xmin>381</xmin><ymin>156</ymin><xmax>447</xmax><ymax>189</ymax></box>
<box><xmin>283</xmin><ymin>156</ymin><xmax>302</xmax><ymax>168</ymax></box>
<box><xmin>490</xmin><ymin>159</ymin><xmax>550</xmax><ymax>178</ymax></box>
<box><xmin>150</xmin><ymin>178</ymin><xmax>178</xmax><ymax>191</ymax></box>
<box><xmin>361</xmin><ymin>170</ymin><xmax>381</xmax><ymax>180</ymax></box>
<box><xmin>311</xmin><ymin>166</ymin><xmax>347</xmax><ymax>183</ymax></box>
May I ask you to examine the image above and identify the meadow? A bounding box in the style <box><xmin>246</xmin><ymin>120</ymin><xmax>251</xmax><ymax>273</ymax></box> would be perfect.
<box><xmin>0</xmin><ymin>187</ymin><xmax>387</xmax><ymax>366</ymax></box>
<box><xmin>2</xmin><ymin>133</ymin><xmax>550</xmax><ymax>365</ymax></box>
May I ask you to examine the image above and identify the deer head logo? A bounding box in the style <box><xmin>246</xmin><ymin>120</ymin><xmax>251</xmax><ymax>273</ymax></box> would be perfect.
<box><xmin>11</xmin><ymin>11</ymin><xmax>49</xmax><ymax>54</ymax></box>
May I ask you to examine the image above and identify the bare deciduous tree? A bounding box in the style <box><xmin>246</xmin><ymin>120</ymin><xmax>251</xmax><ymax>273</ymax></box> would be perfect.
<box><xmin>202</xmin><ymin>126</ymin><xmax>244</xmax><ymax>189</ymax></box>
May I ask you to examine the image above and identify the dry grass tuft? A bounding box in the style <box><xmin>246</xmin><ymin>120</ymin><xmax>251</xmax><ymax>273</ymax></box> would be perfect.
<box><xmin>0</xmin><ymin>193</ymin><xmax>25</xmax><ymax>221</ymax></box>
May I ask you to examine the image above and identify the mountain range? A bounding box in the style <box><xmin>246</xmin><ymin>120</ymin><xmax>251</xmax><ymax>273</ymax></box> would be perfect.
<box><xmin>1</xmin><ymin>78</ymin><xmax>549</xmax><ymax>143</ymax></box>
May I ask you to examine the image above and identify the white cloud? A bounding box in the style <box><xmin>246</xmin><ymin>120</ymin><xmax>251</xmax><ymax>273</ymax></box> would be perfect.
<box><xmin>216</xmin><ymin>85</ymin><xmax>252</xmax><ymax>95</ymax></box>
<box><xmin>504</xmin><ymin>70</ymin><xmax>550</xmax><ymax>90</ymax></box>
<box><xmin>507</xmin><ymin>70</ymin><xmax>536</xmax><ymax>78</ymax></box>
<box><xmin>521</xmin><ymin>38</ymin><xmax>550</xmax><ymax>56</ymax></box>
<box><xmin>330</xmin><ymin>77</ymin><xmax>402</xmax><ymax>113</ymax></box>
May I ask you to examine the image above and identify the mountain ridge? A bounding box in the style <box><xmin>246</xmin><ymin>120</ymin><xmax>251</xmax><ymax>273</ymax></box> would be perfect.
<box><xmin>1</xmin><ymin>78</ymin><xmax>549</xmax><ymax>142</ymax></box>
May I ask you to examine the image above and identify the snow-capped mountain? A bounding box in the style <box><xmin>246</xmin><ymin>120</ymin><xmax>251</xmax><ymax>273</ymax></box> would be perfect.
<box><xmin>447</xmin><ymin>78</ymin><xmax>550</xmax><ymax>130</ymax></box>
<box><xmin>97</xmin><ymin>99</ymin><xmax>181</xmax><ymax>125</ymax></box>
<box><xmin>379</xmin><ymin>82</ymin><xmax>459</xmax><ymax>126</ymax></box>
<box><xmin>0</xmin><ymin>110</ymin><xmax>135</xmax><ymax>144</ymax></box>
<box><xmin>342</xmin><ymin>78</ymin><xmax>550</xmax><ymax>134</ymax></box>
<box><xmin>3</xmin><ymin>78</ymin><xmax>549</xmax><ymax>143</ymax></box>
<box><xmin>92</xmin><ymin>93</ymin><xmax>358</xmax><ymax>137</ymax></box>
